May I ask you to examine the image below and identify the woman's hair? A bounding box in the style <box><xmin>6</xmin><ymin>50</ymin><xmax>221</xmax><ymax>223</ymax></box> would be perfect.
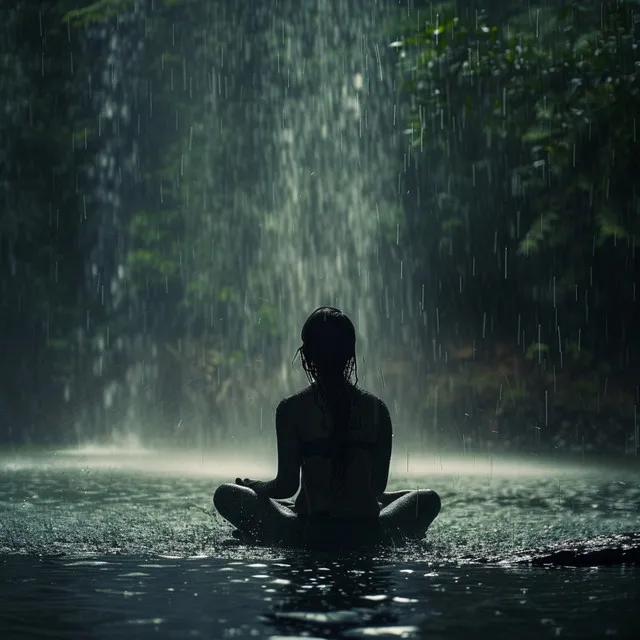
<box><xmin>295</xmin><ymin>306</ymin><xmax>359</xmax><ymax>486</ymax></box>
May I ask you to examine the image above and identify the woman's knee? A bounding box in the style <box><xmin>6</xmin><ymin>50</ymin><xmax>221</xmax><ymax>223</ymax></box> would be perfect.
<box><xmin>418</xmin><ymin>489</ymin><xmax>441</xmax><ymax>516</ymax></box>
<box><xmin>213</xmin><ymin>483</ymin><xmax>237</xmax><ymax>514</ymax></box>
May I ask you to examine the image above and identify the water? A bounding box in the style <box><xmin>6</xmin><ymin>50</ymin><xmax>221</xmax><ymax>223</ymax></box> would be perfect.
<box><xmin>2</xmin><ymin>555</ymin><xmax>637</xmax><ymax>639</ymax></box>
<box><xmin>247</xmin><ymin>0</ymin><xmax>403</xmax><ymax>384</ymax></box>
<box><xmin>1</xmin><ymin>450</ymin><xmax>639</xmax><ymax>637</ymax></box>
<box><xmin>2</xmin><ymin>449</ymin><xmax>639</xmax><ymax>556</ymax></box>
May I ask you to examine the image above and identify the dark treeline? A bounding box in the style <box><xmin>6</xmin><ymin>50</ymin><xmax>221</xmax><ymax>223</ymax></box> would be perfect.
<box><xmin>0</xmin><ymin>0</ymin><xmax>639</xmax><ymax>453</ymax></box>
<box><xmin>401</xmin><ymin>0</ymin><xmax>640</xmax><ymax>452</ymax></box>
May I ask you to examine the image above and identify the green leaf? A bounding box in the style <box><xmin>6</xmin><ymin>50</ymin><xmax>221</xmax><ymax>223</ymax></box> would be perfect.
<box><xmin>596</xmin><ymin>206</ymin><xmax>628</xmax><ymax>245</ymax></box>
<box><xmin>525</xmin><ymin>342</ymin><xmax>549</xmax><ymax>361</ymax></box>
<box><xmin>522</xmin><ymin>127</ymin><xmax>552</xmax><ymax>143</ymax></box>
<box><xmin>518</xmin><ymin>213</ymin><xmax>559</xmax><ymax>255</ymax></box>
<box><xmin>63</xmin><ymin>0</ymin><xmax>132</xmax><ymax>25</ymax></box>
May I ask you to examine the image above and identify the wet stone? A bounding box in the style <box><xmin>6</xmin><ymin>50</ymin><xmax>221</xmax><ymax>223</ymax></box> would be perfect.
<box><xmin>464</xmin><ymin>531</ymin><xmax>640</xmax><ymax>567</ymax></box>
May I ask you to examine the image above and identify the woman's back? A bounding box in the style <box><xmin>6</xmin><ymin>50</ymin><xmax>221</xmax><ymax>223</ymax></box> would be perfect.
<box><xmin>284</xmin><ymin>384</ymin><xmax>392</xmax><ymax>518</ymax></box>
<box><xmin>213</xmin><ymin>307</ymin><xmax>440</xmax><ymax>546</ymax></box>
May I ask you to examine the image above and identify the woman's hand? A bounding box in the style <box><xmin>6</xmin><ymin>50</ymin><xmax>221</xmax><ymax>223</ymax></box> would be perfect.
<box><xmin>235</xmin><ymin>477</ymin><xmax>269</xmax><ymax>495</ymax></box>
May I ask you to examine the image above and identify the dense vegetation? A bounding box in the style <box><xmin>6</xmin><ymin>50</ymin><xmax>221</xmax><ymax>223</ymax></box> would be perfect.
<box><xmin>400</xmin><ymin>0</ymin><xmax>640</xmax><ymax>452</ymax></box>
<box><xmin>1</xmin><ymin>0</ymin><xmax>638</xmax><ymax>453</ymax></box>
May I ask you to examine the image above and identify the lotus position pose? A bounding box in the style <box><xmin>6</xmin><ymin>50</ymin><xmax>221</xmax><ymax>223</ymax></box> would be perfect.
<box><xmin>213</xmin><ymin>306</ymin><xmax>441</xmax><ymax>547</ymax></box>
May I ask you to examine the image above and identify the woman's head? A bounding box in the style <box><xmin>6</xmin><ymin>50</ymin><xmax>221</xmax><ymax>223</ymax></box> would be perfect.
<box><xmin>298</xmin><ymin>307</ymin><xmax>358</xmax><ymax>487</ymax></box>
<box><xmin>298</xmin><ymin>306</ymin><xmax>357</xmax><ymax>386</ymax></box>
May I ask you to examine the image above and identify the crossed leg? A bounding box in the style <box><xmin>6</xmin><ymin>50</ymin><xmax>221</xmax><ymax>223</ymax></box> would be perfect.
<box><xmin>213</xmin><ymin>484</ymin><xmax>441</xmax><ymax>544</ymax></box>
<box><xmin>379</xmin><ymin>489</ymin><xmax>441</xmax><ymax>540</ymax></box>
<box><xmin>213</xmin><ymin>483</ymin><xmax>298</xmax><ymax>544</ymax></box>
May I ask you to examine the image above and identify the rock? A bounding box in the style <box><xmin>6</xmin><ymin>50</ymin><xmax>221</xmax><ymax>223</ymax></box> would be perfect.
<box><xmin>464</xmin><ymin>532</ymin><xmax>640</xmax><ymax>567</ymax></box>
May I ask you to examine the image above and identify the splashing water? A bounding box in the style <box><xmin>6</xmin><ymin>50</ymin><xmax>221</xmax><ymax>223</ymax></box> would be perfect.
<box><xmin>66</xmin><ymin>0</ymin><xmax>427</xmax><ymax>447</ymax></box>
<box><xmin>243</xmin><ymin>2</ymin><xmax>403</xmax><ymax>393</ymax></box>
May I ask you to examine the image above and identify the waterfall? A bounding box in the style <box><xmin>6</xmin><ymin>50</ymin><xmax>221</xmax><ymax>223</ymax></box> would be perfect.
<box><xmin>219</xmin><ymin>0</ymin><xmax>413</xmax><ymax>437</ymax></box>
<box><xmin>75</xmin><ymin>1</ymin><xmax>421</xmax><ymax>446</ymax></box>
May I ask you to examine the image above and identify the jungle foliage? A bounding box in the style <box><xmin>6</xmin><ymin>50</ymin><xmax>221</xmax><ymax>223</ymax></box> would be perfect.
<box><xmin>398</xmin><ymin>0</ymin><xmax>640</xmax><ymax>450</ymax></box>
<box><xmin>0</xmin><ymin>0</ymin><xmax>638</xmax><ymax>451</ymax></box>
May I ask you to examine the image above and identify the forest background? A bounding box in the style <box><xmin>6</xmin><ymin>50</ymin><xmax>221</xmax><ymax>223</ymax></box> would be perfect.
<box><xmin>1</xmin><ymin>0</ymin><xmax>639</xmax><ymax>455</ymax></box>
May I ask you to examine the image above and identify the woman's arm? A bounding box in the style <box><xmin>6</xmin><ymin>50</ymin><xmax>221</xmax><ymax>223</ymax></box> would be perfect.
<box><xmin>371</xmin><ymin>400</ymin><xmax>393</xmax><ymax>497</ymax></box>
<box><xmin>236</xmin><ymin>400</ymin><xmax>301</xmax><ymax>499</ymax></box>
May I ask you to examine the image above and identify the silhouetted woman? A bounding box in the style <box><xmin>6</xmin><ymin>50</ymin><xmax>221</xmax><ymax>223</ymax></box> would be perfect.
<box><xmin>213</xmin><ymin>306</ymin><xmax>441</xmax><ymax>547</ymax></box>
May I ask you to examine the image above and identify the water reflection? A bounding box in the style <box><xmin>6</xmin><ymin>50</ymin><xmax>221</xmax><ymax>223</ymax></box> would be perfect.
<box><xmin>1</xmin><ymin>554</ymin><xmax>639</xmax><ymax>639</ymax></box>
<box><xmin>2</xmin><ymin>556</ymin><xmax>106</xmax><ymax>639</ymax></box>
<box><xmin>263</xmin><ymin>553</ymin><xmax>409</xmax><ymax>638</ymax></box>
<box><xmin>258</xmin><ymin>555</ymin><xmax>640</xmax><ymax>639</ymax></box>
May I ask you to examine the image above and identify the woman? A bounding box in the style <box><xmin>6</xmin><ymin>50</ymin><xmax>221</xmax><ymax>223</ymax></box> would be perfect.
<box><xmin>213</xmin><ymin>306</ymin><xmax>441</xmax><ymax>547</ymax></box>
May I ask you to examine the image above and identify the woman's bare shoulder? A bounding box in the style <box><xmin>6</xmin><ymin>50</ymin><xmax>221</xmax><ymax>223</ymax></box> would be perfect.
<box><xmin>342</xmin><ymin>386</ymin><xmax>383</xmax><ymax>406</ymax></box>
<box><xmin>278</xmin><ymin>385</ymin><xmax>388</xmax><ymax>415</ymax></box>
<box><xmin>278</xmin><ymin>385</ymin><xmax>315</xmax><ymax>410</ymax></box>
<box><xmin>353</xmin><ymin>386</ymin><xmax>381</xmax><ymax>402</ymax></box>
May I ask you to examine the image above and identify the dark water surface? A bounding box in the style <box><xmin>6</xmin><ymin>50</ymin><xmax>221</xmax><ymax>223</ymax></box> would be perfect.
<box><xmin>1</xmin><ymin>554</ymin><xmax>638</xmax><ymax>639</ymax></box>
<box><xmin>1</xmin><ymin>449</ymin><xmax>639</xmax><ymax>638</ymax></box>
